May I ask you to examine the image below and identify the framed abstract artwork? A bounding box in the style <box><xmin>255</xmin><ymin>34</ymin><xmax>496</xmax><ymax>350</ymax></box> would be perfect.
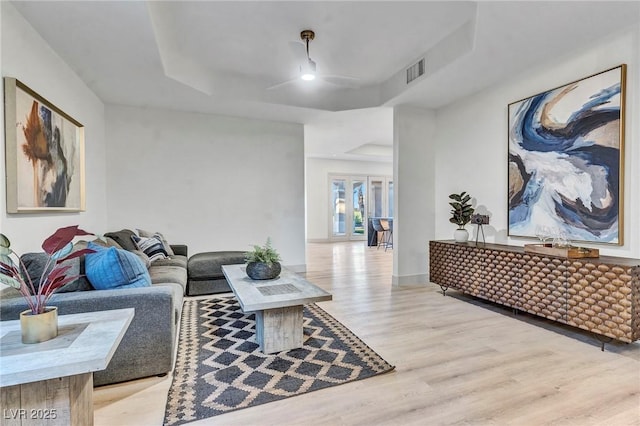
<box><xmin>4</xmin><ymin>78</ymin><xmax>85</xmax><ymax>213</ymax></box>
<box><xmin>508</xmin><ymin>65</ymin><xmax>626</xmax><ymax>245</ymax></box>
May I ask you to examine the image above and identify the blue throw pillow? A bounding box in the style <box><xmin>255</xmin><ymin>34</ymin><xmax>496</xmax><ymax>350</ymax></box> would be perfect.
<box><xmin>85</xmin><ymin>242</ymin><xmax>151</xmax><ymax>290</ymax></box>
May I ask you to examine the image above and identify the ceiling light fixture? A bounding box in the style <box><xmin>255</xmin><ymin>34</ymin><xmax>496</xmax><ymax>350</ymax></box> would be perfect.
<box><xmin>299</xmin><ymin>30</ymin><xmax>316</xmax><ymax>81</ymax></box>
<box><xmin>301</xmin><ymin>59</ymin><xmax>316</xmax><ymax>81</ymax></box>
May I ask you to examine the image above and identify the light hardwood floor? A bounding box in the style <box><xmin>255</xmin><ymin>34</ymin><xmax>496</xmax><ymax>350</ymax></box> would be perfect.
<box><xmin>94</xmin><ymin>242</ymin><xmax>640</xmax><ymax>425</ymax></box>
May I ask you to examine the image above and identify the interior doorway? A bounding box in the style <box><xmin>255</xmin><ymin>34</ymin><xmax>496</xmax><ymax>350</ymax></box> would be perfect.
<box><xmin>329</xmin><ymin>174</ymin><xmax>393</xmax><ymax>241</ymax></box>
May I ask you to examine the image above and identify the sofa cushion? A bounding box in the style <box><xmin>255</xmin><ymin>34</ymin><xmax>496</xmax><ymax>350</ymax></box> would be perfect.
<box><xmin>188</xmin><ymin>251</ymin><xmax>247</xmax><ymax>279</ymax></box>
<box><xmin>149</xmin><ymin>265</ymin><xmax>187</xmax><ymax>286</ymax></box>
<box><xmin>151</xmin><ymin>255</ymin><xmax>187</xmax><ymax>269</ymax></box>
<box><xmin>0</xmin><ymin>285</ymin><xmax>22</xmax><ymax>299</ymax></box>
<box><xmin>187</xmin><ymin>278</ymin><xmax>232</xmax><ymax>296</ymax></box>
<box><xmin>20</xmin><ymin>251</ymin><xmax>93</xmax><ymax>293</ymax></box>
<box><xmin>104</xmin><ymin>229</ymin><xmax>138</xmax><ymax>252</ymax></box>
<box><xmin>85</xmin><ymin>242</ymin><xmax>151</xmax><ymax>290</ymax></box>
<box><xmin>131</xmin><ymin>250</ymin><xmax>151</xmax><ymax>269</ymax></box>
<box><xmin>131</xmin><ymin>234</ymin><xmax>168</xmax><ymax>262</ymax></box>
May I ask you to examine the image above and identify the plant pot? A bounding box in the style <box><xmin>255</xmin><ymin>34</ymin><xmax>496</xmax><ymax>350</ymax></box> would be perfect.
<box><xmin>246</xmin><ymin>262</ymin><xmax>281</xmax><ymax>280</ymax></box>
<box><xmin>20</xmin><ymin>306</ymin><xmax>58</xmax><ymax>344</ymax></box>
<box><xmin>454</xmin><ymin>229</ymin><xmax>469</xmax><ymax>243</ymax></box>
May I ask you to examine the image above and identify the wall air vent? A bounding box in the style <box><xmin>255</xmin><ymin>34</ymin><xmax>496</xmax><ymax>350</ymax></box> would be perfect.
<box><xmin>406</xmin><ymin>58</ymin><xmax>425</xmax><ymax>84</ymax></box>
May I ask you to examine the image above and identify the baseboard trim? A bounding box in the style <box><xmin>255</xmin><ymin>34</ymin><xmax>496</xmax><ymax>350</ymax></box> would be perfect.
<box><xmin>392</xmin><ymin>273</ymin><xmax>429</xmax><ymax>287</ymax></box>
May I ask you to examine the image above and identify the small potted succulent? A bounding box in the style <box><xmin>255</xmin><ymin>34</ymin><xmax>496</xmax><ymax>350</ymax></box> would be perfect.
<box><xmin>244</xmin><ymin>238</ymin><xmax>282</xmax><ymax>280</ymax></box>
<box><xmin>0</xmin><ymin>226</ymin><xmax>93</xmax><ymax>343</ymax></box>
<box><xmin>449</xmin><ymin>191</ymin><xmax>474</xmax><ymax>242</ymax></box>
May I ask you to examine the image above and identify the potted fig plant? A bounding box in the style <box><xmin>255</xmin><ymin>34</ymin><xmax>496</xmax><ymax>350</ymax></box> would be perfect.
<box><xmin>449</xmin><ymin>191</ymin><xmax>474</xmax><ymax>242</ymax></box>
<box><xmin>0</xmin><ymin>226</ymin><xmax>94</xmax><ymax>343</ymax></box>
<box><xmin>244</xmin><ymin>238</ymin><xmax>282</xmax><ymax>280</ymax></box>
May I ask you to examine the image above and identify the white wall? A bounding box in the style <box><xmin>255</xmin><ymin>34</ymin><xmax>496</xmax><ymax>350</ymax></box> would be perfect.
<box><xmin>105</xmin><ymin>105</ymin><xmax>306</xmax><ymax>269</ymax></box>
<box><xmin>434</xmin><ymin>23</ymin><xmax>640</xmax><ymax>258</ymax></box>
<box><xmin>393</xmin><ymin>105</ymin><xmax>436</xmax><ymax>285</ymax></box>
<box><xmin>0</xmin><ymin>3</ymin><xmax>3</xmax><ymax>240</ymax></box>
<box><xmin>305</xmin><ymin>157</ymin><xmax>392</xmax><ymax>241</ymax></box>
<box><xmin>0</xmin><ymin>2</ymin><xmax>107</xmax><ymax>254</ymax></box>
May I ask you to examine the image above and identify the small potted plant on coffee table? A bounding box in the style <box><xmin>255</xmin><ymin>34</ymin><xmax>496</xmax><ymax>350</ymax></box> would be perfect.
<box><xmin>245</xmin><ymin>238</ymin><xmax>282</xmax><ymax>280</ymax></box>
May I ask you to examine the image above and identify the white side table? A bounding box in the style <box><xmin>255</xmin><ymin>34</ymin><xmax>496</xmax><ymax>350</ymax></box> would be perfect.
<box><xmin>0</xmin><ymin>308</ymin><xmax>134</xmax><ymax>426</ymax></box>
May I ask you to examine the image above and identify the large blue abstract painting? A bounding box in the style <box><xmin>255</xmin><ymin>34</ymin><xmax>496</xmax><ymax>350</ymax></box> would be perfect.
<box><xmin>508</xmin><ymin>65</ymin><xmax>626</xmax><ymax>245</ymax></box>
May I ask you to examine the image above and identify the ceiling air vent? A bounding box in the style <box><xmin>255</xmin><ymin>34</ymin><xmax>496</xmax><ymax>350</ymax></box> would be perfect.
<box><xmin>406</xmin><ymin>58</ymin><xmax>425</xmax><ymax>84</ymax></box>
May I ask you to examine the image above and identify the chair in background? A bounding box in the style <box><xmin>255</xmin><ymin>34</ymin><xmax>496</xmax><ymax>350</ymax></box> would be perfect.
<box><xmin>368</xmin><ymin>218</ymin><xmax>379</xmax><ymax>246</ymax></box>
<box><xmin>372</xmin><ymin>218</ymin><xmax>393</xmax><ymax>251</ymax></box>
<box><xmin>379</xmin><ymin>218</ymin><xmax>393</xmax><ymax>251</ymax></box>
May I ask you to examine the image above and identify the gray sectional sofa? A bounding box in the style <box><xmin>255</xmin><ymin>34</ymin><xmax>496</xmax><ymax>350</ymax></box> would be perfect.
<box><xmin>0</xmin><ymin>229</ymin><xmax>188</xmax><ymax>386</ymax></box>
<box><xmin>187</xmin><ymin>251</ymin><xmax>246</xmax><ymax>296</ymax></box>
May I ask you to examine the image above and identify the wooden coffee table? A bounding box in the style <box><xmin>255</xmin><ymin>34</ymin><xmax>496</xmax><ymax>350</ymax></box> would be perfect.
<box><xmin>0</xmin><ymin>308</ymin><xmax>134</xmax><ymax>425</ymax></box>
<box><xmin>222</xmin><ymin>264</ymin><xmax>332</xmax><ymax>354</ymax></box>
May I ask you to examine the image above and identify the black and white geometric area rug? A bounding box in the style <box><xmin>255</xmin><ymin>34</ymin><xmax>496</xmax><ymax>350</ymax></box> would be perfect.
<box><xmin>164</xmin><ymin>297</ymin><xmax>395</xmax><ymax>425</ymax></box>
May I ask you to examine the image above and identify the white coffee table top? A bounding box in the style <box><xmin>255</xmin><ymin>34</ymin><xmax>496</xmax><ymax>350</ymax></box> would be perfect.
<box><xmin>0</xmin><ymin>308</ymin><xmax>134</xmax><ymax>387</ymax></box>
<box><xmin>222</xmin><ymin>264</ymin><xmax>332</xmax><ymax>312</ymax></box>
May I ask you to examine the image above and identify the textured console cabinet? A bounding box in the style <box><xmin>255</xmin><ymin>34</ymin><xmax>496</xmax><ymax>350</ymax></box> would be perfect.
<box><xmin>429</xmin><ymin>240</ymin><xmax>640</xmax><ymax>343</ymax></box>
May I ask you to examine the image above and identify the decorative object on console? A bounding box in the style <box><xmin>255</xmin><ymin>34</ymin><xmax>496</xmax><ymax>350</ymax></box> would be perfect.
<box><xmin>3</xmin><ymin>78</ymin><xmax>86</xmax><ymax>213</ymax></box>
<box><xmin>0</xmin><ymin>226</ymin><xmax>94</xmax><ymax>343</ymax></box>
<box><xmin>244</xmin><ymin>238</ymin><xmax>282</xmax><ymax>280</ymax></box>
<box><xmin>449</xmin><ymin>192</ymin><xmax>474</xmax><ymax>242</ymax></box>
<box><xmin>508</xmin><ymin>65</ymin><xmax>626</xmax><ymax>245</ymax></box>
<box><xmin>471</xmin><ymin>214</ymin><xmax>489</xmax><ymax>245</ymax></box>
<box><xmin>523</xmin><ymin>243</ymin><xmax>599</xmax><ymax>258</ymax></box>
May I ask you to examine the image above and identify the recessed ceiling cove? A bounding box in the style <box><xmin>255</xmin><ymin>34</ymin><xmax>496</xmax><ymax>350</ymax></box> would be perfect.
<box><xmin>10</xmin><ymin>1</ymin><xmax>640</xmax><ymax>122</ymax></box>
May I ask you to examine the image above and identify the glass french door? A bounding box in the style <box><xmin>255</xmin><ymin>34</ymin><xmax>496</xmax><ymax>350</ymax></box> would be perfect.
<box><xmin>331</xmin><ymin>179</ymin><xmax>346</xmax><ymax>238</ymax></box>
<box><xmin>368</xmin><ymin>176</ymin><xmax>393</xmax><ymax>219</ymax></box>
<box><xmin>352</xmin><ymin>179</ymin><xmax>366</xmax><ymax>238</ymax></box>
<box><xmin>330</xmin><ymin>176</ymin><xmax>367</xmax><ymax>240</ymax></box>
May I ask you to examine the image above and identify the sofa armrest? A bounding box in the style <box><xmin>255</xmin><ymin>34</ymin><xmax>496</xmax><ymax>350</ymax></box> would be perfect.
<box><xmin>170</xmin><ymin>244</ymin><xmax>188</xmax><ymax>257</ymax></box>
<box><xmin>0</xmin><ymin>286</ymin><xmax>177</xmax><ymax>386</ymax></box>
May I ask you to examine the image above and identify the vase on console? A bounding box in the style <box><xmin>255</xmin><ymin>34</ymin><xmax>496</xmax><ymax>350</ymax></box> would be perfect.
<box><xmin>454</xmin><ymin>228</ymin><xmax>469</xmax><ymax>243</ymax></box>
<box><xmin>448</xmin><ymin>191</ymin><xmax>474</xmax><ymax>243</ymax></box>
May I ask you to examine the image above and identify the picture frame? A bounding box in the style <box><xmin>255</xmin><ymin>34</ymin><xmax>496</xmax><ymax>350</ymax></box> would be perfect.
<box><xmin>4</xmin><ymin>77</ymin><xmax>85</xmax><ymax>213</ymax></box>
<box><xmin>507</xmin><ymin>65</ymin><xmax>626</xmax><ymax>245</ymax></box>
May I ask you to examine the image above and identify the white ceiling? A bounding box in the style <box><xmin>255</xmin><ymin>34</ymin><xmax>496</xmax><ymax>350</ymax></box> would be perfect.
<box><xmin>9</xmin><ymin>1</ymin><xmax>640</xmax><ymax>162</ymax></box>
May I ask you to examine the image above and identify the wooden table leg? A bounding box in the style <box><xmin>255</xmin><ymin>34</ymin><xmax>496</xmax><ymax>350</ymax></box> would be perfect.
<box><xmin>1</xmin><ymin>373</ymin><xmax>93</xmax><ymax>426</ymax></box>
<box><xmin>255</xmin><ymin>306</ymin><xmax>303</xmax><ymax>354</ymax></box>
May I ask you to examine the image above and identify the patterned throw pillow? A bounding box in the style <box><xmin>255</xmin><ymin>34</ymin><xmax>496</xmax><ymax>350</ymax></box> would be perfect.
<box><xmin>137</xmin><ymin>229</ymin><xmax>175</xmax><ymax>256</ymax></box>
<box><xmin>84</xmin><ymin>242</ymin><xmax>151</xmax><ymax>290</ymax></box>
<box><xmin>131</xmin><ymin>234</ymin><xmax>168</xmax><ymax>262</ymax></box>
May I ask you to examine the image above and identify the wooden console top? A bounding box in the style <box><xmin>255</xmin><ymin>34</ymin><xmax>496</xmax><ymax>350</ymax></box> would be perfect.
<box><xmin>435</xmin><ymin>240</ymin><xmax>640</xmax><ymax>267</ymax></box>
